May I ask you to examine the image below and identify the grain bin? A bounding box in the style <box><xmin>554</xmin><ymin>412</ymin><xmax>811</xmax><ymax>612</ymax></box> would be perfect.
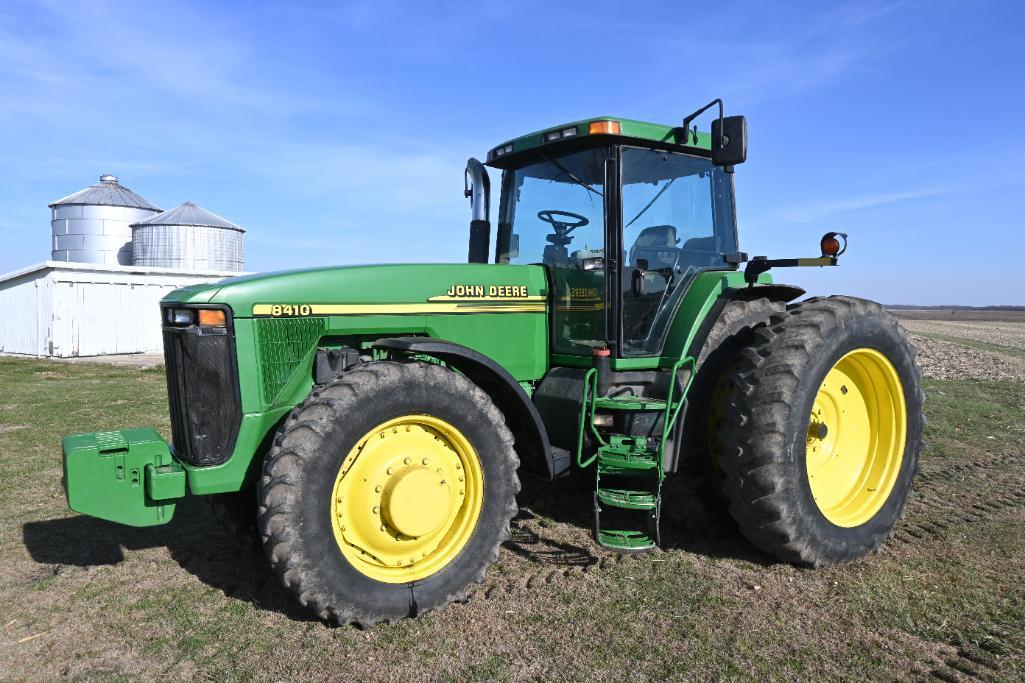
<box><xmin>131</xmin><ymin>201</ymin><xmax>244</xmax><ymax>272</ymax></box>
<box><xmin>49</xmin><ymin>175</ymin><xmax>162</xmax><ymax>265</ymax></box>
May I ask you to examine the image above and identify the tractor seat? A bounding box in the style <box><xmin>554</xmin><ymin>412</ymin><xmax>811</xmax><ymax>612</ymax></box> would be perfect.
<box><xmin>629</xmin><ymin>225</ymin><xmax>680</xmax><ymax>270</ymax></box>
<box><xmin>677</xmin><ymin>235</ymin><xmax>721</xmax><ymax>270</ymax></box>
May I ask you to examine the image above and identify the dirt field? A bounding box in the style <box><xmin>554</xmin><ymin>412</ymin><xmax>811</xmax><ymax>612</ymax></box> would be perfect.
<box><xmin>892</xmin><ymin>309</ymin><xmax>1025</xmax><ymax>382</ymax></box>
<box><xmin>1</xmin><ymin>313</ymin><xmax>1024</xmax><ymax>681</ymax></box>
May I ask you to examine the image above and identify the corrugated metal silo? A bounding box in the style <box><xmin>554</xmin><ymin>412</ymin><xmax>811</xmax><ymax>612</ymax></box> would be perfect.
<box><xmin>131</xmin><ymin>202</ymin><xmax>245</xmax><ymax>272</ymax></box>
<box><xmin>49</xmin><ymin>175</ymin><xmax>162</xmax><ymax>265</ymax></box>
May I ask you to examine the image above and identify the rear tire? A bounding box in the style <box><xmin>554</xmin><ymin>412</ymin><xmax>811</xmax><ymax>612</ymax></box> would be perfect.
<box><xmin>681</xmin><ymin>297</ymin><xmax>784</xmax><ymax>472</ymax></box>
<box><xmin>718</xmin><ymin>296</ymin><xmax>924</xmax><ymax>566</ymax></box>
<box><xmin>257</xmin><ymin>361</ymin><xmax>519</xmax><ymax>625</ymax></box>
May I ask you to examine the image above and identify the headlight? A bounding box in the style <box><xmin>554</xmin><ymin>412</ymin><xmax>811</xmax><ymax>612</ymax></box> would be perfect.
<box><xmin>167</xmin><ymin>308</ymin><xmax>195</xmax><ymax>325</ymax></box>
<box><xmin>165</xmin><ymin>307</ymin><xmax>226</xmax><ymax>327</ymax></box>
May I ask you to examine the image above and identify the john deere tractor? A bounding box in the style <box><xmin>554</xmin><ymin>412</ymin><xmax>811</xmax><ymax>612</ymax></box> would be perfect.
<box><xmin>62</xmin><ymin>101</ymin><xmax>924</xmax><ymax>625</ymax></box>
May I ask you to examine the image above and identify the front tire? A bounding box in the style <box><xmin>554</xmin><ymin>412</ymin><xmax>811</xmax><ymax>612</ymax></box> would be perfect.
<box><xmin>718</xmin><ymin>296</ymin><xmax>924</xmax><ymax>566</ymax></box>
<box><xmin>257</xmin><ymin>361</ymin><xmax>520</xmax><ymax>625</ymax></box>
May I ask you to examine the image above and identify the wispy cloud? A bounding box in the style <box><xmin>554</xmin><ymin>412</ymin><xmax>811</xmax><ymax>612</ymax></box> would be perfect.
<box><xmin>769</xmin><ymin>188</ymin><xmax>942</xmax><ymax>224</ymax></box>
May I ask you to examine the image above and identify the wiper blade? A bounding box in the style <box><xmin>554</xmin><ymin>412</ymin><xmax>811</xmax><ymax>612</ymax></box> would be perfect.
<box><xmin>624</xmin><ymin>177</ymin><xmax>676</xmax><ymax>230</ymax></box>
<box><xmin>540</xmin><ymin>153</ymin><xmax>604</xmax><ymax>198</ymax></box>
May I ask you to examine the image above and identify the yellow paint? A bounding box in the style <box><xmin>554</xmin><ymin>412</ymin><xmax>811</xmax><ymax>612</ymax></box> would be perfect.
<box><xmin>329</xmin><ymin>415</ymin><xmax>484</xmax><ymax>583</ymax></box>
<box><xmin>252</xmin><ymin>300</ymin><xmax>545</xmax><ymax>317</ymax></box>
<box><xmin>806</xmin><ymin>348</ymin><xmax>907</xmax><ymax>527</ymax></box>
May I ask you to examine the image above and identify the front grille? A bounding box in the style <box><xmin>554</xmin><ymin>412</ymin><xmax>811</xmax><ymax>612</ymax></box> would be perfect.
<box><xmin>163</xmin><ymin>309</ymin><xmax>242</xmax><ymax>467</ymax></box>
<box><xmin>254</xmin><ymin>317</ymin><xmax>326</xmax><ymax>408</ymax></box>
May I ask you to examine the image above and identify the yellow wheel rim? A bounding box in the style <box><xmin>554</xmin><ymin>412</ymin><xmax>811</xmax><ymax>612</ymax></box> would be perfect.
<box><xmin>329</xmin><ymin>415</ymin><xmax>484</xmax><ymax>583</ymax></box>
<box><xmin>806</xmin><ymin>348</ymin><xmax>907</xmax><ymax>527</ymax></box>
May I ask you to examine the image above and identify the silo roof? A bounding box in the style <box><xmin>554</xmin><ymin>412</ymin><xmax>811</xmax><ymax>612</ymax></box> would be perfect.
<box><xmin>49</xmin><ymin>174</ymin><xmax>162</xmax><ymax>210</ymax></box>
<box><xmin>131</xmin><ymin>201</ymin><xmax>245</xmax><ymax>232</ymax></box>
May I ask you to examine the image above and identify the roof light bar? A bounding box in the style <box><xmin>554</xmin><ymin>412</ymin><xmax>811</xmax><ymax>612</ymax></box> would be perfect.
<box><xmin>544</xmin><ymin>126</ymin><xmax>579</xmax><ymax>142</ymax></box>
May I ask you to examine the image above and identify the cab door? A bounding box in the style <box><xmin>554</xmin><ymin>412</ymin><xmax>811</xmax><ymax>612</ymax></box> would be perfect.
<box><xmin>496</xmin><ymin>146</ymin><xmax>614</xmax><ymax>356</ymax></box>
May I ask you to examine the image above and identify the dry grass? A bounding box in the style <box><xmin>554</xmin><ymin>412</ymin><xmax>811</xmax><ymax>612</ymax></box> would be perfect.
<box><xmin>1</xmin><ymin>328</ymin><xmax>1024</xmax><ymax>680</ymax></box>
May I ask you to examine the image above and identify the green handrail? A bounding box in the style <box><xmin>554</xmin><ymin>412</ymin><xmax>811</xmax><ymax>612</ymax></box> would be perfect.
<box><xmin>656</xmin><ymin>355</ymin><xmax>697</xmax><ymax>477</ymax></box>
<box><xmin>576</xmin><ymin>368</ymin><xmax>603</xmax><ymax>468</ymax></box>
<box><xmin>576</xmin><ymin>355</ymin><xmax>697</xmax><ymax>472</ymax></box>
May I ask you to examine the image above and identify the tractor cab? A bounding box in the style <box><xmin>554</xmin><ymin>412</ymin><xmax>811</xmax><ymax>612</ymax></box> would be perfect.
<box><xmin>469</xmin><ymin>108</ymin><xmax>747</xmax><ymax>360</ymax></box>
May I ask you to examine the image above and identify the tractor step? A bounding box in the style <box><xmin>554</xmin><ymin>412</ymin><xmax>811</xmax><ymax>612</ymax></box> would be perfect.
<box><xmin>578</xmin><ymin>355</ymin><xmax>696</xmax><ymax>557</ymax></box>
<box><xmin>596</xmin><ymin>437</ymin><xmax>659</xmax><ymax>474</ymax></box>
<box><xmin>596</xmin><ymin>528</ymin><xmax>657</xmax><ymax>552</ymax></box>
<box><xmin>596</xmin><ymin>487</ymin><xmax>658</xmax><ymax>510</ymax></box>
<box><xmin>592</xmin><ymin>395</ymin><xmax>675</xmax><ymax>411</ymax></box>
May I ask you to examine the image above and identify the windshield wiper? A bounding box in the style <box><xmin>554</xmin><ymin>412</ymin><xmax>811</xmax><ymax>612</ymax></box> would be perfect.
<box><xmin>540</xmin><ymin>153</ymin><xmax>604</xmax><ymax>198</ymax></box>
<box><xmin>624</xmin><ymin>177</ymin><xmax>676</xmax><ymax>229</ymax></box>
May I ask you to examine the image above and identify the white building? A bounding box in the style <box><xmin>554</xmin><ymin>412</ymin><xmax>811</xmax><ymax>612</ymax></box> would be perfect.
<box><xmin>0</xmin><ymin>261</ymin><xmax>239</xmax><ymax>357</ymax></box>
<box><xmin>0</xmin><ymin>174</ymin><xmax>246</xmax><ymax>358</ymax></box>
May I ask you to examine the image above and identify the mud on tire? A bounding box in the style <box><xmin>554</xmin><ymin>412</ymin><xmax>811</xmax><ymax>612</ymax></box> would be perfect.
<box><xmin>718</xmin><ymin>296</ymin><xmax>925</xmax><ymax>566</ymax></box>
<box><xmin>681</xmin><ymin>297</ymin><xmax>784</xmax><ymax>471</ymax></box>
<box><xmin>257</xmin><ymin>361</ymin><xmax>520</xmax><ymax>626</ymax></box>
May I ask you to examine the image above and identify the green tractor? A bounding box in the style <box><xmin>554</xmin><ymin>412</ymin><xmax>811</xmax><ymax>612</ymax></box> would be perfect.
<box><xmin>62</xmin><ymin>101</ymin><xmax>924</xmax><ymax>625</ymax></box>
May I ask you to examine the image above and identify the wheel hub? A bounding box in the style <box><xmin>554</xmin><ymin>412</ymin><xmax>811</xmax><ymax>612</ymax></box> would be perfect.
<box><xmin>383</xmin><ymin>465</ymin><xmax>452</xmax><ymax>538</ymax></box>
<box><xmin>329</xmin><ymin>415</ymin><xmax>482</xmax><ymax>583</ymax></box>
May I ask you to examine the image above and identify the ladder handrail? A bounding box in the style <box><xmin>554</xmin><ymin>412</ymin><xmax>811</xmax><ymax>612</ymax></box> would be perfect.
<box><xmin>576</xmin><ymin>368</ymin><xmax>605</xmax><ymax>468</ymax></box>
<box><xmin>577</xmin><ymin>355</ymin><xmax>697</xmax><ymax>471</ymax></box>
<box><xmin>657</xmin><ymin>355</ymin><xmax>697</xmax><ymax>475</ymax></box>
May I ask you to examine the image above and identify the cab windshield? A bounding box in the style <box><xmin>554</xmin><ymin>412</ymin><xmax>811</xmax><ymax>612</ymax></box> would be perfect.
<box><xmin>496</xmin><ymin>145</ymin><xmax>737</xmax><ymax>357</ymax></box>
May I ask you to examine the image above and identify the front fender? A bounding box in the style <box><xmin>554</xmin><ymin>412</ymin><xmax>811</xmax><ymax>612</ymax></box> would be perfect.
<box><xmin>373</xmin><ymin>337</ymin><xmax>562</xmax><ymax>479</ymax></box>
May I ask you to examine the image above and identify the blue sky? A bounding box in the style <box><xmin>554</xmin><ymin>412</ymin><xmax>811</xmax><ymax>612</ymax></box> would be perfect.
<box><xmin>1</xmin><ymin>0</ymin><xmax>1022</xmax><ymax>305</ymax></box>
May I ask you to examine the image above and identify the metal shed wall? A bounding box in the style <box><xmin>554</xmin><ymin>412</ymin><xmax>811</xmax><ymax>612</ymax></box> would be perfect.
<box><xmin>0</xmin><ymin>269</ymin><xmax>53</xmax><ymax>356</ymax></box>
<box><xmin>0</xmin><ymin>262</ymin><xmax>241</xmax><ymax>358</ymax></box>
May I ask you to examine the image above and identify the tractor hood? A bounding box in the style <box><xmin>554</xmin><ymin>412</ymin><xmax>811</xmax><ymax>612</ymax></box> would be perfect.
<box><xmin>162</xmin><ymin>263</ymin><xmax>549</xmax><ymax>317</ymax></box>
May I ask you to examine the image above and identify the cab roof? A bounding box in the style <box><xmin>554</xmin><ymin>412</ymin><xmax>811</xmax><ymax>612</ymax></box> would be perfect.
<box><xmin>485</xmin><ymin>116</ymin><xmax>713</xmax><ymax>169</ymax></box>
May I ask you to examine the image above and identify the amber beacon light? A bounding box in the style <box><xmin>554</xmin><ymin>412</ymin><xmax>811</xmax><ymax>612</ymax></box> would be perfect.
<box><xmin>588</xmin><ymin>120</ymin><xmax>622</xmax><ymax>135</ymax></box>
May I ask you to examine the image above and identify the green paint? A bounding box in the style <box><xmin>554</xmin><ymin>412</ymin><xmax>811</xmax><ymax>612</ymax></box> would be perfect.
<box><xmin>660</xmin><ymin>270</ymin><xmax>774</xmax><ymax>366</ymax></box>
<box><xmin>488</xmin><ymin>116</ymin><xmax>712</xmax><ymax>162</ymax></box>
<box><xmin>62</xmin><ymin>428</ymin><xmax>181</xmax><ymax>527</ymax></box>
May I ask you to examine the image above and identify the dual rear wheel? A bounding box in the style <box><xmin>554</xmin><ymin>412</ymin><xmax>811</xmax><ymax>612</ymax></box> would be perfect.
<box><xmin>715</xmin><ymin>296</ymin><xmax>924</xmax><ymax>565</ymax></box>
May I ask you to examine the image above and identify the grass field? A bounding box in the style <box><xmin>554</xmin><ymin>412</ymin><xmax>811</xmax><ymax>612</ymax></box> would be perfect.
<box><xmin>1</xmin><ymin>345</ymin><xmax>1024</xmax><ymax>680</ymax></box>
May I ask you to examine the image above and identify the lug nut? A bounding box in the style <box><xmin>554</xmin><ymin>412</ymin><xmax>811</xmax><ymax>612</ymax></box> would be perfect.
<box><xmin>373</xmin><ymin>506</ymin><xmax>380</xmax><ymax>514</ymax></box>
<box><xmin>386</xmin><ymin>467</ymin><xmax>394</xmax><ymax>475</ymax></box>
<box><xmin>375</xmin><ymin>485</ymin><xmax>382</xmax><ymax>493</ymax></box>
<box><xmin>422</xmin><ymin>458</ymin><xmax>429</xmax><ymax>465</ymax></box>
<box><xmin>404</xmin><ymin>457</ymin><xmax>411</xmax><ymax>465</ymax></box>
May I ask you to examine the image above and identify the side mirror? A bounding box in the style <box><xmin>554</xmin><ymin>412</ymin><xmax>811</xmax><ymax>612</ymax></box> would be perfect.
<box><xmin>711</xmin><ymin>115</ymin><xmax>747</xmax><ymax>167</ymax></box>
<box><xmin>508</xmin><ymin>233</ymin><xmax>520</xmax><ymax>259</ymax></box>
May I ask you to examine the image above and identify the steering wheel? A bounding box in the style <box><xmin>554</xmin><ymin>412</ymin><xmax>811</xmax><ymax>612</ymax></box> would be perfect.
<box><xmin>537</xmin><ymin>210</ymin><xmax>589</xmax><ymax>234</ymax></box>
